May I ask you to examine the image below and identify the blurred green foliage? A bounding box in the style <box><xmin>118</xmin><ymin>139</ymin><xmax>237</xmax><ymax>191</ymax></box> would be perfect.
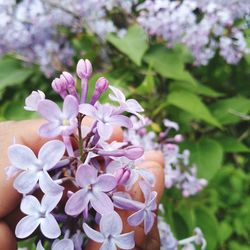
<box><xmin>1</xmin><ymin>26</ymin><xmax>249</xmax><ymax>250</ymax></box>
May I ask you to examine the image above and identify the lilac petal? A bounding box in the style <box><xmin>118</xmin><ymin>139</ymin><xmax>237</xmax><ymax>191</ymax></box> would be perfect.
<box><xmin>14</xmin><ymin>170</ymin><xmax>39</xmax><ymax>194</ymax></box>
<box><xmin>100</xmin><ymin>212</ymin><xmax>122</xmax><ymax>236</ymax></box>
<box><xmin>79</xmin><ymin>103</ymin><xmax>97</xmax><ymax>117</ymax></box>
<box><xmin>38</xmin><ymin>99</ymin><xmax>61</xmax><ymax>121</ymax></box>
<box><xmin>63</xmin><ymin>95</ymin><xmax>79</xmax><ymax>119</ymax></box>
<box><xmin>90</xmin><ymin>192</ymin><xmax>114</xmax><ymax>215</ymax></box>
<box><xmin>20</xmin><ymin>195</ymin><xmax>40</xmax><ymax>215</ymax></box>
<box><xmin>65</xmin><ymin>189</ymin><xmax>89</xmax><ymax>216</ymax></box>
<box><xmin>109</xmin><ymin>86</ymin><xmax>125</xmax><ymax>102</ymax></box>
<box><xmin>36</xmin><ymin>241</ymin><xmax>45</xmax><ymax>250</ymax></box>
<box><xmin>100</xmin><ymin>240</ymin><xmax>116</xmax><ymax>250</ymax></box>
<box><xmin>76</xmin><ymin>164</ymin><xmax>97</xmax><ymax>187</ymax></box>
<box><xmin>126</xmin><ymin>99</ymin><xmax>144</xmax><ymax>112</ymax></box>
<box><xmin>108</xmin><ymin>115</ymin><xmax>133</xmax><ymax>128</ymax></box>
<box><xmin>139</xmin><ymin>169</ymin><xmax>155</xmax><ymax>186</ymax></box>
<box><xmin>97</xmin><ymin>122</ymin><xmax>113</xmax><ymax>140</ymax></box>
<box><xmin>53</xmin><ymin>239</ymin><xmax>74</xmax><ymax>250</ymax></box>
<box><xmin>39</xmin><ymin>122</ymin><xmax>61</xmax><ymax>138</ymax></box>
<box><xmin>95</xmin><ymin>174</ymin><xmax>117</xmax><ymax>192</ymax></box>
<box><xmin>147</xmin><ymin>192</ymin><xmax>158</xmax><ymax>210</ymax></box>
<box><xmin>39</xmin><ymin>171</ymin><xmax>64</xmax><ymax>195</ymax></box>
<box><xmin>41</xmin><ymin>193</ymin><xmax>62</xmax><ymax>213</ymax></box>
<box><xmin>126</xmin><ymin>171</ymin><xmax>139</xmax><ymax>190</ymax></box>
<box><xmin>83</xmin><ymin>223</ymin><xmax>104</xmax><ymax>243</ymax></box>
<box><xmin>144</xmin><ymin>211</ymin><xmax>155</xmax><ymax>234</ymax></box>
<box><xmin>139</xmin><ymin>181</ymin><xmax>151</xmax><ymax>203</ymax></box>
<box><xmin>40</xmin><ymin>214</ymin><xmax>61</xmax><ymax>239</ymax></box>
<box><xmin>8</xmin><ymin>144</ymin><xmax>37</xmax><ymax>170</ymax></box>
<box><xmin>5</xmin><ymin>166</ymin><xmax>21</xmax><ymax>179</ymax></box>
<box><xmin>127</xmin><ymin>209</ymin><xmax>145</xmax><ymax>227</ymax></box>
<box><xmin>114</xmin><ymin>231</ymin><xmax>135</xmax><ymax>249</ymax></box>
<box><xmin>15</xmin><ymin>215</ymin><xmax>40</xmax><ymax>238</ymax></box>
<box><xmin>38</xmin><ymin>140</ymin><xmax>65</xmax><ymax>170</ymax></box>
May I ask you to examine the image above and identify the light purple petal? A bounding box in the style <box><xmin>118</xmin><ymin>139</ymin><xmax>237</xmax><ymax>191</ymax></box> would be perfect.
<box><xmin>76</xmin><ymin>164</ymin><xmax>98</xmax><ymax>187</ymax></box>
<box><xmin>14</xmin><ymin>170</ymin><xmax>39</xmax><ymax>194</ymax></box>
<box><xmin>127</xmin><ymin>209</ymin><xmax>145</xmax><ymax>227</ymax></box>
<box><xmin>144</xmin><ymin>211</ymin><xmax>155</xmax><ymax>234</ymax></box>
<box><xmin>147</xmin><ymin>192</ymin><xmax>157</xmax><ymax>210</ymax></box>
<box><xmin>108</xmin><ymin>115</ymin><xmax>133</xmax><ymax>128</ymax></box>
<box><xmin>38</xmin><ymin>140</ymin><xmax>65</xmax><ymax>170</ymax></box>
<box><xmin>65</xmin><ymin>189</ymin><xmax>89</xmax><ymax>216</ymax></box>
<box><xmin>95</xmin><ymin>174</ymin><xmax>117</xmax><ymax>192</ymax></box>
<box><xmin>36</xmin><ymin>241</ymin><xmax>45</xmax><ymax>250</ymax></box>
<box><xmin>53</xmin><ymin>239</ymin><xmax>74</xmax><ymax>250</ymax></box>
<box><xmin>83</xmin><ymin>223</ymin><xmax>104</xmax><ymax>243</ymax></box>
<box><xmin>63</xmin><ymin>95</ymin><xmax>79</xmax><ymax>119</ymax></box>
<box><xmin>138</xmin><ymin>169</ymin><xmax>155</xmax><ymax>186</ymax></box>
<box><xmin>90</xmin><ymin>192</ymin><xmax>114</xmax><ymax>215</ymax></box>
<box><xmin>114</xmin><ymin>231</ymin><xmax>135</xmax><ymax>249</ymax></box>
<box><xmin>109</xmin><ymin>86</ymin><xmax>126</xmax><ymax>102</ymax></box>
<box><xmin>41</xmin><ymin>193</ymin><xmax>62</xmax><ymax>213</ymax></box>
<box><xmin>5</xmin><ymin>166</ymin><xmax>21</xmax><ymax>179</ymax></box>
<box><xmin>38</xmin><ymin>99</ymin><xmax>61</xmax><ymax>121</ymax></box>
<box><xmin>100</xmin><ymin>240</ymin><xmax>116</xmax><ymax>250</ymax></box>
<box><xmin>20</xmin><ymin>195</ymin><xmax>41</xmax><ymax>215</ymax></box>
<box><xmin>139</xmin><ymin>181</ymin><xmax>151</xmax><ymax>204</ymax></box>
<box><xmin>79</xmin><ymin>103</ymin><xmax>97</xmax><ymax>118</ymax></box>
<box><xmin>15</xmin><ymin>215</ymin><xmax>40</xmax><ymax>238</ymax></box>
<box><xmin>8</xmin><ymin>144</ymin><xmax>37</xmax><ymax>170</ymax></box>
<box><xmin>100</xmin><ymin>212</ymin><xmax>122</xmax><ymax>236</ymax></box>
<box><xmin>40</xmin><ymin>214</ymin><xmax>61</xmax><ymax>239</ymax></box>
<box><xmin>126</xmin><ymin>99</ymin><xmax>144</xmax><ymax>112</ymax></box>
<box><xmin>97</xmin><ymin>122</ymin><xmax>113</xmax><ymax>140</ymax></box>
<box><xmin>39</xmin><ymin>171</ymin><xmax>64</xmax><ymax>195</ymax></box>
<box><xmin>39</xmin><ymin>122</ymin><xmax>62</xmax><ymax>138</ymax></box>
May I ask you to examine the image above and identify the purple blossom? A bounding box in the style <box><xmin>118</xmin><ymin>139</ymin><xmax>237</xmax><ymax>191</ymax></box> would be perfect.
<box><xmin>79</xmin><ymin>103</ymin><xmax>132</xmax><ymax>140</ymax></box>
<box><xmin>15</xmin><ymin>193</ymin><xmax>62</xmax><ymax>239</ymax></box>
<box><xmin>37</xmin><ymin>239</ymin><xmax>74</xmax><ymax>250</ymax></box>
<box><xmin>65</xmin><ymin>164</ymin><xmax>117</xmax><ymax>216</ymax></box>
<box><xmin>83</xmin><ymin>211</ymin><xmax>135</xmax><ymax>250</ymax></box>
<box><xmin>24</xmin><ymin>90</ymin><xmax>45</xmax><ymax>111</ymax></box>
<box><xmin>8</xmin><ymin>140</ymin><xmax>65</xmax><ymax>195</ymax></box>
<box><xmin>38</xmin><ymin>95</ymin><xmax>78</xmax><ymax>137</ymax></box>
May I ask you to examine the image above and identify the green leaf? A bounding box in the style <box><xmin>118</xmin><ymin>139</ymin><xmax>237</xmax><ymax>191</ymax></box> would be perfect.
<box><xmin>210</xmin><ymin>96</ymin><xmax>250</xmax><ymax>125</ymax></box>
<box><xmin>182</xmin><ymin>138</ymin><xmax>224</xmax><ymax>180</ymax></box>
<box><xmin>167</xmin><ymin>90</ymin><xmax>221</xmax><ymax>127</ymax></box>
<box><xmin>218</xmin><ymin>222</ymin><xmax>233</xmax><ymax>243</ymax></box>
<box><xmin>135</xmin><ymin>73</ymin><xmax>155</xmax><ymax>95</ymax></box>
<box><xmin>215</xmin><ymin>136</ymin><xmax>250</xmax><ymax>153</ymax></box>
<box><xmin>107</xmin><ymin>25</ymin><xmax>148</xmax><ymax>65</ymax></box>
<box><xmin>170</xmin><ymin>81</ymin><xmax>223</xmax><ymax>97</ymax></box>
<box><xmin>195</xmin><ymin>207</ymin><xmax>219</xmax><ymax>250</ymax></box>
<box><xmin>143</xmin><ymin>45</ymin><xmax>197</xmax><ymax>84</ymax></box>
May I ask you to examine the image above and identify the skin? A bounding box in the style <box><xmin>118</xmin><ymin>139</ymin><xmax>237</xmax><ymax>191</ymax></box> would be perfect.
<box><xmin>0</xmin><ymin>119</ymin><xmax>164</xmax><ymax>250</ymax></box>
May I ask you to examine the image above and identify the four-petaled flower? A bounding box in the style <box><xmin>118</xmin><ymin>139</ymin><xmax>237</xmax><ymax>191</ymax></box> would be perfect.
<box><xmin>83</xmin><ymin>211</ymin><xmax>135</xmax><ymax>250</ymax></box>
<box><xmin>65</xmin><ymin>164</ymin><xmax>117</xmax><ymax>216</ymax></box>
<box><xmin>8</xmin><ymin>140</ymin><xmax>65</xmax><ymax>195</ymax></box>
<box><xmin>15</xmin><ymin>193</ymin><xmax>62</xmax><ymax>239</ymax></box>
<box><xmin>79</xmin><ymin>103</ymin><xmax>132</xmax><ymax>140</ymax></box>
<box><xmin>38</xmin><ymin>94</ymin><xmax>78</xmax><ymax>137</ymax></box>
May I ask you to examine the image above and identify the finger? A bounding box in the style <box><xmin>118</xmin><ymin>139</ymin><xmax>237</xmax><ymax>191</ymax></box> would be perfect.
<box><xmin>0</xmin><ymin>220</ymin><xmax>16</xmax><ymax>250</ymax></box>
<box><xmin>0</xmin><ymin>118</ymin><xmax>123</xmax><ymax>219</ymax></box>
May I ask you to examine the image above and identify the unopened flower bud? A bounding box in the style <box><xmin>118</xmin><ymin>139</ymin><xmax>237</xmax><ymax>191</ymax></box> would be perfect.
<box><xmin>95</xmin><ymin>77</ymin><xmax>109</xmax><ymax>93</ymax></box>
<box><xmin>62</xmin><ymin>71</ymin><xmax>75</xmax><ymax>89</ymax></box>
<box><xmin>124</xmin><ymin>146</ymin><xmax>144</xmax><ymax>160</ymax></box>
<box><xmin>76</xmin><ymin>59</ymin><xmax>92</xmax><ymax>79</ymax></box>
<box><xmin>174</xmin><ymin>134</ymin><xmax>184</xmax><ymax>142</ymax></box>
<box><xmin>115</xmin><ymin>168</ymin><xmax>131</xmax><ymax>185</ymax></box>
<box><xmin>52</xmin><ymin>77</ymin><xmax>67</xmax><ymax>98</ymax></box>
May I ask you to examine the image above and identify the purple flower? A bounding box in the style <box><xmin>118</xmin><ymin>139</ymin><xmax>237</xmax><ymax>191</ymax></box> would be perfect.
<box><xmin>76</xmin><ymin>59</ymin><xmax>92</xmax><ymax>80</ymax></box>
<box><xmin>79</xmin><ymin>103</ymin><xmax>132</xmax><ymax>140</ymax></box>
<box><xmin>37</xmin><ymin>239</ymin><xmax>74</xmax><ymax>250</ymax></box>
<box><xmin>8</xmin><ymin>140</ymin><xmax>65</xmax><ymax>195</ymax></box>
<box><xmin>113</xmin><ymin>181</ymin><xmax>157</xmax><ymax>234</ymax></box>
<box><xmin>83</xmin><ymin>211</ymin><xmax>135</xmax><ymax>250</ymax></box>
<box><xmin>15</xmin><ymin>193</ymin><xmax>62</xmax><ymax>239</ymax></box>
<box><xmin>24</xmin><ymin>90</ymin><xmax>45</xmax><ymax>111</ymax></box>
<box><xmin>109</xmin><ymin>85</ymin><xmax>144</xmax><ymax>118</ymax></box>
<box><xmin>65</xmin><ymin>164</ymin><xmax>117</xmax><ymax>216</ymax></box>
<box><xmin>38</xmin><ymin>95</ymin><xmax>78</xmax><ymax>137</ymax></box>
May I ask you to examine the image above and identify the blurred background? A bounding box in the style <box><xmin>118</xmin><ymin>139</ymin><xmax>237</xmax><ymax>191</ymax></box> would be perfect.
<box><xmin>0</xmin><ymin>1</ymin><xmax>250</xmax><ymax>249</ymax></box>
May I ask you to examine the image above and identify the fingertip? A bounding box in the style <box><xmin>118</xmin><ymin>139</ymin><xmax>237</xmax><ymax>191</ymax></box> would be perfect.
<box><xmin>108</xmin><ymin>125</ymin><xmax>123</xmax><ymax>143</ymax></box>
<box><xmin>0</xmin><ymin>220</ymin><xmax>16</xmax><ymax>250</ymax></box>
<box><xmin>144</xmin><ymin>150</ymin><xmax>164</xmax><ymax>167</ymax></box>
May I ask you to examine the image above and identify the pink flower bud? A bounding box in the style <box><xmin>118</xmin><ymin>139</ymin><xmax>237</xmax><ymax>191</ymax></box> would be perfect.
<box><xmin>62</xmin><ymin>71</ymin><xmax>75</xmax><ymax>88</ymax></box>
<box><xmin>115</xmin><ymin>168</ymin><xmax>131</xmax><ymax>185</ymax></box>
<box><xmin>124</xmin><ymin>146</ymin><xmax>144</xmax><ymax>160</ymax></box>
<box><xmin>174</xmin><ymin>134</ymin><xmax>184</xmax><ymax>142</ymax></box>
<box><xmin>76</xmin><ymin>59</ymin><xmax>92</xmax><ymax>79</ymax></box>
<box><xmin>52</xmin><ymin>77</ymin><xmax>66</xmax><ymax>93</ymax></box>
<box><xmin>95</xmin><ymin>77</ymin><xmax>109</xmax><ymax>93</ymax></box>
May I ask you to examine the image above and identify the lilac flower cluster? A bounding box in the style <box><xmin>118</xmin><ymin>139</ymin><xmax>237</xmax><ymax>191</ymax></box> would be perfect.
<box><xmin>125</xmin><ymin>117</ymin><xmax>207</xmax><ymax>197</ymax></box>
<box><xmin>0</xmin><ymin>0</ymin><xmax>137</xmax><ymax>77</ymax></box>
<box><xmin>7</xmin><ymin>58</ymin><xmax>160</xmax><ymax>250</ymax></box>
<box><xmin>137</xmin><ymin>0</ymin><xmax>250</xmax><ymax>65</ymax></box>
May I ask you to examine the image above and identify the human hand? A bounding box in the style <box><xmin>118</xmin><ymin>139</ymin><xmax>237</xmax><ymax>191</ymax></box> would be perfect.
<box><xmin>0</xmin><ymin>119</ymin><xmax>164</xmax><ymax>250</ymax></box>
